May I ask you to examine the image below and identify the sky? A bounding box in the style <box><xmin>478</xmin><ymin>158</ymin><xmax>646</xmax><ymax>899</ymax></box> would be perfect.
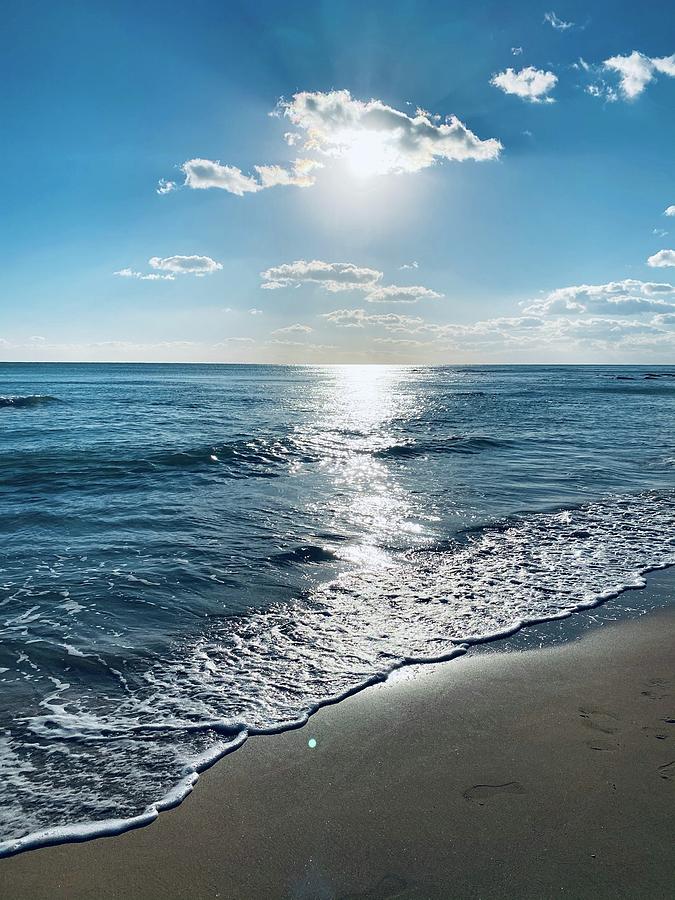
<box><xmin>2</xmin><ymin>0</ymin><xmax>675</xmax><ymax>364</ymax></box>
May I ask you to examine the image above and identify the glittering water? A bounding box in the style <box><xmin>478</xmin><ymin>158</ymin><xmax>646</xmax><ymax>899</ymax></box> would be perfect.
<box><xmin>1</xmin><ymin>363</ymin><xmax>675</xmax><ymax>854</ymax></box>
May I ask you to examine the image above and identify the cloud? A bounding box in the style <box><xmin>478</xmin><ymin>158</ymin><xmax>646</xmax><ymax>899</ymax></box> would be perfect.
<box><xmin>161</xmin><ymin>90</ymin><xmax>501</xmax><ymax>198</ymax></box>
<box><xmin>114</xmin><ymin>267</ymin><xmax>175</xmax><ymax>281</ymax></box>
<box><xmin>665</xmin><ymin>206</ymin><xmax>675</xmax><ymax>217</ymax></box>
<box><xmin>156</xmin><ymin>179</ymin><xmax>176</xmax><ymax>195</ymax></box>
<box><xmin>602</xmin><ymin>51</ymin><xmax>675</xmax><ymax>100</ymax></box>
<box><xmin>490</xmin><ymin>67</ymin><xmax>558</xmax><ymax>103</ymax></box>
<box><xmin>321</xmin><ymin>309</ymin><xmax>425</xmax><ymax>331</ymax></box>
<box><xmin>249</xmin><ymin>308</ymin><xmax>263</xmax><ymax>315</ymax></box>
<box><xmin>511</xmin><ymin>47</ymin><xmax>523</xmax><ymax>56</ymax></box>
<box><xmin>399</xmin><ymin>261</ymin><xmax>419</xmax><ymax>270</ymax></box>
<box><xmin>523</xmin><ymin>279</ymin><xmax>675</xmax><ymax>315</ymax></box>
<box><xmin>365</xmin><ymin>285</ymin><xmax>442</xmax><ymax>304</ymax></box>
<box><xmin>260</xmin><ymin>259</ymin><xmax>442</xmax><ymax>305</ymax></box>
<box><xmin>214</xmin><ymin>337</ymin><xmax>256</xmax><ymax>345</ymax></box>
<box><xmin>149</xmin><ymin>255</ymin><xmax>222</xmax><ymax>275</ymax></box>
<box><xmin>272</xmin><ymin>324</ymin><xmax>313</xmax><ymax>335</ymax></box>
<box><xmin>648</xmin><ymin>250</ymin><xmax>675</xmax><ymax>268</ymax></box>
<box><xmin>278</xmin><ymin>90</ymin><xmax>502</xmax><ymax>174</ymax></box>
<box><xmin>179</xmin><ymin>158</ymin><xmax>321</xmax><ymax>196</ymax></box>
<box><xmin>260</xmin><ymin>260</ymin><xmax>383</xmax><ymax>292</ymax></box>
<box><xmin>654</xmin><ymin>228</ymin><xmax>669</xmax><ymax>237</ymax></box>
<box><xmin>544</xmin><ymin>11</ymin><xmax>574</xmax><ymax>30</ymax></box>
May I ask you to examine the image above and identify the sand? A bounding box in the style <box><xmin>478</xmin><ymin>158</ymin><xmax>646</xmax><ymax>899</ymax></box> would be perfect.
<box><xmin>1</xmin><ymin>572</ymin><xmax>674</xmax><ymax>899</ymax></box>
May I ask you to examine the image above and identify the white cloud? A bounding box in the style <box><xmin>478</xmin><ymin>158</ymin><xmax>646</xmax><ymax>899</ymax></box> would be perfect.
<box><xmin>665</xmin><ymin>206</ymin><xmax>675</xmax><ymax>217</ymax></box>
<box><xmin>272</xmin><ymin>324</ymin><xmax>313</xmax><ymax>335</ymax></box>
<box><xmin>365</xmin><ymin>285</ymin><xmax>442</xmax><ymax>304</ymax></box>
<box><xmin>149</xmin><ymin>255</ymin><xmax>222</xmax><ymax>275</ymax></box>
<box><xmin>179</xmin><ymin>158</ymin><xmax>321</xmax><ymax>196</ymax></box>
<box><xmin>260</xmin><ymin>260</ymin><xmax>383</xmax><ymax>292</ymax></box>
<box><xmin>255</xmin><ymin>158</ymin><xmax>322</xmax><ymax>188</ymax></box>
<box><xmin>602</xmin><ymin>51</ymin><xmax>675</xmax><ymax>100</ymax></box>
<box><xmin>648</xmin><ymin>250</ymin><xmax>675</xmax><ymax>268</ymax></box>
<box><xmin>278</xmin><ymin>90</ymin><xmax>502</xmax><ymax>174</ymax></box>
<box><xmin>523</xmin><ymin>279</ymin><xmax>675</xmax><ymax>315</ymax></box>
<box><xmin>399</xmin><ymin>261</ymin><xmax>419</xmax><ymax>270</ymax></box>
<box><xmin>512</xmin><ymin>47</ymin><xmax>523</xmax><ymax>56</ymax></box>
<box><xmin>544</xmin><ymin>11</ymin><xmax>574</xmax><ymax>30</ymax></box>
<box><xmin>321</xmin><ymin>309</ymin><xmax>425</xmax><ymax>331</ymax></box>
<box><xmin>182</xmin><ymin>159</ymin><xmax>262</xmax><ymax>195</ymax></box>
<box><xmin>156</xmin><ymin>179</ymin><xmax>176</xmax><ymax>195</ymax></box>
<box><xmin>114</xmin><ymin>267</ymin><xmax>175</xmax><ymax>281</ymax></box>
<box><xmin>249</xmin><ymin>308</ymin><xmax>263</xmax><ymax>315</ymax></box>
<box><xmin>491</xmin><ymin>67</ymin><xmax>558</xmax><ymax>103</ymax></box>
<box><xmin>260</xmin><ymin>259</ymin><xmax>442</xmax><ymax>305</ymax></box>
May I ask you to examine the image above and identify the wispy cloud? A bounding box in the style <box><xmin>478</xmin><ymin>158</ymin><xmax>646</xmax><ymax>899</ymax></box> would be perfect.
<box><xmin>399</xmin><ymin>261</ymin><xmax>419</xmax><ymax>270</ymax></box>
<box><xmin>114</xmin><ymin>268</ymin><xmax>175</xmax><ymax>281</ymax></box>
<box><xmin>665</xmin><ymin>206</ymin><xmax>675</xmax><ymax>217</ymax></box>
<box><xmin>271</xmin><ymin>324</ymin><xmax>313</xmax><ymax>335</ymax></box>
<box><xmin>491</xmin><ymin>67</ymin><xmax>558</xmax><ymax>103</ymax></box>
<box><xmin>543</xmin><ymin>11</ymin><xmax>574</xmax><ymax>30</ymax></box>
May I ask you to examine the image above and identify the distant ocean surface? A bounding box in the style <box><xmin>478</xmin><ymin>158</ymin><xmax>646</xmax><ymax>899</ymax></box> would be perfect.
<box><xmin>2</xmin><ymin>363</ymin><xmax>675</xmax><ymax>854</ymax></box>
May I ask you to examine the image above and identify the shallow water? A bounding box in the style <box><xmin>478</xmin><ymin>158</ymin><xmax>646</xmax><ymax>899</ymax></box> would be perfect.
<box><xmin>1</xmin><ymin>363</ymin><xmax>675</xmax><ymax>854</ymax></box>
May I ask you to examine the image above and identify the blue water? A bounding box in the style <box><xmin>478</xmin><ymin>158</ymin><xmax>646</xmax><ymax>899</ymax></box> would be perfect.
<box><xmin>2</xmin><ymin>363</ymin><xmax>675</xmax><ymax>854</ymax></box>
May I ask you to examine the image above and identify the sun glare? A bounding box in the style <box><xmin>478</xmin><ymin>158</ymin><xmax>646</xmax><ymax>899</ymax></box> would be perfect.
<box><xmin>340</xmin><ymin>130</ymin><xmax>397</xmax><ymax>178</ymax></box>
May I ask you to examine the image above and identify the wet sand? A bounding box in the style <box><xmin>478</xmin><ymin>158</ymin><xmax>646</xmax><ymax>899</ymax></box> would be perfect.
<box><xmin>2</xmin><ymin>575</ymin><xmax>674</xmax><ymax>899</ymax></box>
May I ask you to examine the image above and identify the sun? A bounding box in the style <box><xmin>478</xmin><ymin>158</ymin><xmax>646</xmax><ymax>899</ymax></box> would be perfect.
<box><xmin>340</xmin><ymin>130</ymin><xmax>397</xmax><ymax>178</ymax></box>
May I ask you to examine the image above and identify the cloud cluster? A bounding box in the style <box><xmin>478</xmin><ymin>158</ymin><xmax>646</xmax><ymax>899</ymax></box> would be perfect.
<box><xmin>115</xmin><ymin>255</ymin><xmax>222</xmax><ymax>281</ymax></box>
<box><xmin>600</xmin><ymin>51</ymin><xmax>675</xmax><ymax>100</ymax></box>
<box><xmin>261</xmin><ymin>260</ymin><xmax>382</xmax><ymax>292</ymax></box>
<box><xmin>277</xmin><ymin>90</ymin><xmax>502</xmax><ymax>174</ymax></box>
<box><xmin>522</xmin><ymin>279</ymin><xmax>675</xmax><ymax>315</ymax></box>
<box><xmin>158</xmin><ymin>91</ymin><xmax>501</xmax><ymax>198</ymax></box>
<box><xmin>648</xmin><ymin>250</ymin><xmax>675</xmax><ymax>268</ymax></box>
<box><xmin>491</xmin><ymin>66</ymin><xmax>558</xmax><ymax>102</ymax></box>
<box><xmin>260</xmin><ymin>259</ymin><xmax>442</xmax><ymax>304</ymax></box>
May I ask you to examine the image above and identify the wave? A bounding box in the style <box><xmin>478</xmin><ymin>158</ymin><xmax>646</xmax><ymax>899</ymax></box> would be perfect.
<box><xmin>2</xmin><ymin>489</ymin><xmax>674</xmax><ymax>858</ymax></box>
<box><xmin>0</xmin><ymin>395</ymin><xmax>61</xmax><ymax>409</ymax></box>
<box><xmin>374</xmin><ymin>435</ymin><xmax>505</xmax><ymax>459</ymax></box>
<box><xmin>268</xmin><ymin>545</ymin><xmax>338</xmax><ymax>566</ymax></box>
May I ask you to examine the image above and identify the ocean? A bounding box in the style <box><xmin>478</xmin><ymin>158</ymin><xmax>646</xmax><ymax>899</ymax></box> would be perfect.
<box><xmin>1</xmin><ymin>362</ymin><xmax>675</xmax><ymax>855</ymax></box>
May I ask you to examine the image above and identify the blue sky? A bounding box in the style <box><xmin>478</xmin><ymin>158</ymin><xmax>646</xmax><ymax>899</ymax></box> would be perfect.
<box><xmin>2</xmin><ymin>0</ymin><xmax>674</xmax><ymax>362</ymax></box>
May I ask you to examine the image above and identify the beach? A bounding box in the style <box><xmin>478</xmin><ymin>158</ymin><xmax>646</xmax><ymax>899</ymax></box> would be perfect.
<box><xmin>2</xmin><ymin>570</ymin><xmax>673</xmax><ymax>899</ymax></box>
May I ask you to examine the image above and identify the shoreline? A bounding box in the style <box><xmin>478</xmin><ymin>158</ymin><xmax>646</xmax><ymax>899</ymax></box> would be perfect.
<box><xmin>2</xmin><ymin>570</ymin><xmax>674</xmax><ymax>898</ymax></box>
<box><xmin>2</xmin><ymin>563</ymin><xmax>673</xmax><ymax>862</ymax></box>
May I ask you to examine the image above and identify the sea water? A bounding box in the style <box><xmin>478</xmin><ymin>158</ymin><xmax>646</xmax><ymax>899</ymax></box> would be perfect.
<box><xmin>1</xmin><ymin>363</ymin><xmax>674</xmax><ymax>854</ymax></box>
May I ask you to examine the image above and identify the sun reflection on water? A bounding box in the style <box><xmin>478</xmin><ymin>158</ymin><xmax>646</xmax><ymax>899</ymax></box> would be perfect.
<box><xmin>307</xmin><ymin>365</ymin><xmax>429</xmax><ymax>555</ymax></box>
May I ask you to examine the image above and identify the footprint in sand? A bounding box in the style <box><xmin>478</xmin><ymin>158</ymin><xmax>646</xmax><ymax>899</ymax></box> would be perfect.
<box><xmin>641</xmin><ymin>679</ymin><xmax>671</xmax><ymax>701</ymax></box>
<box><xmin>585</xmin><ymin>738</ymin><xmax>620</xmax><ymax>752</ymax></box>
<box><xmin>658</xmin><ymin>761</ymin><xmax>675</xmax><ymax>781</ymax></box>
<box><xmin>641</xmin><ymin>726</ymin><xmax>670</xmax><ymax>741</ymax></box>
<box><xmin>579</xmin><ymin>706</ymin><xmax>620</xmax><ymax>735</ymax></box>
<box><xmin>463</xmin><ymin>782</ymin><xmax>525</xmax><ymax>805</ymax></box>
